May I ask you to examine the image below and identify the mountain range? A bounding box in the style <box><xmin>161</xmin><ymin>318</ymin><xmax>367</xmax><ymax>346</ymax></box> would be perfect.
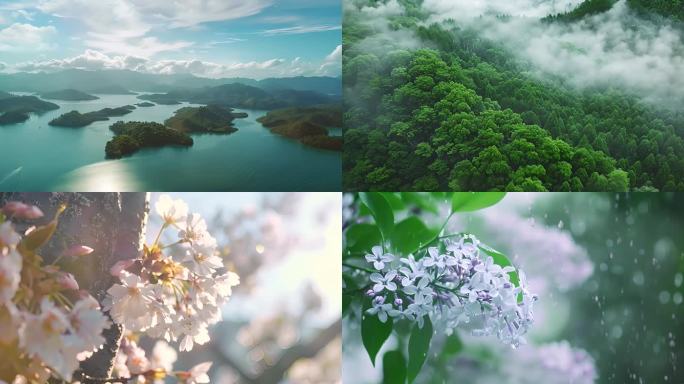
<box><xmin>0</xmin><ymin>69</ymin><xmax>342</xmax><ymax>96</ymax></box>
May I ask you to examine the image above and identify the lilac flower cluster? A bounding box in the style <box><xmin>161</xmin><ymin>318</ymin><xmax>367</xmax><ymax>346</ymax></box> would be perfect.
<box><xmin>364</xmin><ymin>234</ymin><xmax>538</xmax><ymax>347</ymax></box>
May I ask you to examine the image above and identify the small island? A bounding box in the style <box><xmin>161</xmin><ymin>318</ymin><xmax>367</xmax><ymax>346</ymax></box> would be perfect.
<box><xmin>41</xmin><ymin>89</ymin><xmax>99</xmax><ymax>101</ymax></box>
<box><xmin>86</xmin><ymin>85</ymin><xmax>136</xmax><ymax>95</ymax></box>
<box><xmin>164</xmin><ymin>105</ymin><xmax>247</xmax><ymax>134</ymax></box>
<box><xmin>49</xmin><ymin>105</ymin><xmax>136</xmax><ymax>127</ymax></box>
<box><xmin>137</xmin><ymin>93</ymin><xmax>180</xmax><ymax>105</ymax></box>
<box><xmin>257</xmin><ymin>105</ymin><xmax>342</xmax><ymax>151</ymax></box>
<box><xmin>0</xmin><ymin>95</ymin><xmax>60</xmax><ymax>118</ymax></box>
<box><xmin>0</xmin><ymin>111</ymin><xmax>30</xmax><ymax>125</ymax></box>
<box><xmin>135</xmin><ymin>102</ymin><xmax>155</xmax><ymax>107</ymax></box>
<box><xmin>105</xmin><ymin>121</ymin><xmax>193</xmax><ymax>159</ymax></box>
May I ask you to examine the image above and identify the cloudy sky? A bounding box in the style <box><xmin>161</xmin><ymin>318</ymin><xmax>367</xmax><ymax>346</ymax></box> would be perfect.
<box><xmin>0</xmin><ymin>0</ymin><xmax>341</xmax><ymax>79</ymax></box>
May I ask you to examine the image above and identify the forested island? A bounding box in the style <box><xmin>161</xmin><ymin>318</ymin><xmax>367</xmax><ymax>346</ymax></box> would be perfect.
<box><xmin>138</xmin><ymin>83</ymin><xmax>333</xmax><ymax>110</ymax></box>
<box><xmin>164</xmin><ymin>105</ymin><xmax>246</xmax><ymax>134</ymax></box>
<box><xmin>85</xmin><ymin>85</ymin><xmax>136</xmax><ymax>95</ymax></box>
<box><xmin>135</xmin><ymin>102</ymin><xmax>155</xmax><ymax>107</ymax></box>
<box><xmin>343</xmin><ymin>0</ymin><xmax>684</xmax><ymax>191</ymax></box>
<box><xmin>40</xmin><ymin>89</ymin><xmax>99</xmax><ymax>101</ymax></box>
<box><xmin>0</xmin><ymin>93</ymin><xmax>59</xmax><ymax>125</ymax></box>
<box><xmin>0</xmin><ymin>111</ymin><xmax>29</xmax><ymax>125</ymax></box>
<box><xmin>49</xmin><ymin>105</ymin><xmax>136</xmax><ymax>127</ymax></box>
<box><xmin>257</xmin><ymin>105</ymin><xmax>342</xmax><ymax>151</ymax></box>
<box><xmin>105</xmin><ymin>121</ymin><xmax>193</xmax><ymax>159</ymax></box>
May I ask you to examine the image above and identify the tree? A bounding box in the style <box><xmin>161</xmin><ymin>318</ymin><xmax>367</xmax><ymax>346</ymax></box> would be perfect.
<box><xmin>0</xmin><ymin>192</ymin><xmax>148</xmax><ymax>382</ymax></box>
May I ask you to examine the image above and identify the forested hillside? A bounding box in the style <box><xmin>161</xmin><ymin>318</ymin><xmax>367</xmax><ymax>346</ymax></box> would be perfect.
<box><xmin>343</xmin><ymin>0</ymin><xmax>684</xmax><ymax>191</ymax></box>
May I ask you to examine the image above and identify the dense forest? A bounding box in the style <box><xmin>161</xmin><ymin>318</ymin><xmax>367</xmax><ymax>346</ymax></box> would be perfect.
<box><xmin>343</xmin><ymin>0</ymin><xmax>684</xmax><ymax>191</ymax></box>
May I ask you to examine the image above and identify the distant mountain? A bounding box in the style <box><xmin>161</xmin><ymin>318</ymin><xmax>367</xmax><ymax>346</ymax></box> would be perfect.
<box><xmin>0</xmin><ymin>69</ymin><xmax>340</xmax><ymax>95</ymax></box>
<box><xmin>138</xmin><ymin>83</ymin><xmax>334</xmax><ymax>110</ymax></box>
<box><xmin>259</xmin><ymin>76</ymin><xmax>342</xmax><ymax>96</ymax></box>
<box><xmin>41</xmin><ymin>89</ymin><xmax>99</xmax><ymax>101</ymax></box>
<box><xmin>86</xmin><ymin>85</ymin><xmax>136</xmax><ymax>95</ymax></box>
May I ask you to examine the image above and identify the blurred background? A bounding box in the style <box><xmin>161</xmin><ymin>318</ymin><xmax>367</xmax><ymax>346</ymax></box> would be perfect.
<box><xmin>149</xmin><ymin>192</ymin><xmax>341</xmax><ymax>384</ymax></box>
<box><xmin>343</xmin><ymin>193</ymin><xmax>684</xmax><ymax>384</ymax></box>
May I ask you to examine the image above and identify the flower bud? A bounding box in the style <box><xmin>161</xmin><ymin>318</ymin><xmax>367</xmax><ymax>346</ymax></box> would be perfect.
<box><xmin>110</xmin><ymin>259</ymin><xmax>136</xmax><ymax>277</ymax></box>
<box><xmin>394</xmin><ymin>298</ymin><xmax>403</xmax><ymax>306</ymax></box>
<box><xmin>56</xmin><ymin>272</ymin><xmax>79</xmax><ymax>291</ymax></box>
<box><xmin>365</xmin><ymin>289</ymin><xmax>375</xmax><ymax>297</ymax></box>
<box><xmin>64</xmin><ymin>245</ymin><xmax>94</xmax><ymax>257</ymax></box>
<box><xmin>2</xmin><ymin>202</ymin><xmax>44</xmax><ymax>220</ymax></box>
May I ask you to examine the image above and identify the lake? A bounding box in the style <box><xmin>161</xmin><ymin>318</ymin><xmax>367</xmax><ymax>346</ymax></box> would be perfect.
<box><xmin>0</xmin><ymin>93</ymin><xmax>341</xmax><ymax>191</ymax></box>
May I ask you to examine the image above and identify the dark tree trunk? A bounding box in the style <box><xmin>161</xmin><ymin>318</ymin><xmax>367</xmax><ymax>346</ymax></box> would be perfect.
<box><xmin>0</xmin><ymin>192</ymin><xmax>149</xmax><ymax>382</ymax></box>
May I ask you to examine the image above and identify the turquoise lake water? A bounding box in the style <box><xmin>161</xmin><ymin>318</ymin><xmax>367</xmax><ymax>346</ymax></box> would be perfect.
<box><xmin>0</xmin><ymin>94</ymin><xmax>341</xmax><ymax>191</ymax></box>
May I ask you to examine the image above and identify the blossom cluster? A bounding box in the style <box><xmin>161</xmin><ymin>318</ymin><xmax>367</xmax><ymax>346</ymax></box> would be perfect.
<box><xmin>0</xmin><ymin>202</ymin><xmax>109</xmax><ymax>382</ymax></box>
<box><xmin>500</xmin><ymin>341</ymin><xmax>597</xmax><ymax>384</ymax></box>
<box><xmin>363</xmin><ymin>234</ymin><xmax>538</xmax><ymax>347</ymax></box>
<box><xmin>105</xmin><ymin>195</ymin><xmax>240</xmax><ymax>352</ymax></box>
<box><xmin>112</xmin><ymin>336</ymin><xmax>211</xmax><ymax>384</ymax></box>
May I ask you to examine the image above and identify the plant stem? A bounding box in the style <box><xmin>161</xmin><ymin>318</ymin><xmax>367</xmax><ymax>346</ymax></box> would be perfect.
<box><xmin>342</xmin><ymin>262</ymin><xmax>374</xmax><ymax>274</ymax></box>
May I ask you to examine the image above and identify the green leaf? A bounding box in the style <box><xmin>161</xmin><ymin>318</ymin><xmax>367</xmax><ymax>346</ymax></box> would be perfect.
<box><xmin>342</xmin><ymin>293</ymin><xmax>353</xmax><ymax>317</ymax></box>
<box><xmin>345</xmin><ymin>223</ymin><xmax>382</xmax><ymax>256</ymax></box>
<box><xmin>359</xmin><ymin>192</ymin><xmax>394</xmax><ymax>241</ymax></box>
<box><xmin>342</xmin><ymin>275</ymin><xmax>358</xmax><ymax>317</ymax></box>
<box><xmin>362</xmin><ymin>303</ymin><xmax>393</xmax><ymax>366</ymax></box>
<box><xmin>440</xmin><ymin>332</ymin><xmax>463</xmax><ymax>362</ymax></box>
<box><xmin>407</xmin><ymin>317</ymin><xmax>433</xmax><ymax>384</ymax></box>
<box><xmin>380</xmin><ymin>192</ymin><xmax>406</xmax><ymax>211</ymax></box>
<box><xmin>382</xmin><ymin>350</ymin><xmax>407</xmax><ymax>384</ymax></box>
<box><xmin>391</xmin><ymin>217</ymin><xmax>440</xmax><ymax>255</ymax></box>
<box><xmin>400</xmin><ymin>192</ymin><xmax>439</xmax><ymax>214</ymax></box>
<box><xmin>451</xmin><ymin>192</ymin><xmax>506</xmax><ymax>212</ymax></box>
<box><xmin>479</xmin><ymin>243</ymin><xmax>519</xmax><ymax>286</ymax></box>
<box><xmin>20</xmin><ymin>204</ymin><xmax>66</xmax><ymax>251</ymax></box>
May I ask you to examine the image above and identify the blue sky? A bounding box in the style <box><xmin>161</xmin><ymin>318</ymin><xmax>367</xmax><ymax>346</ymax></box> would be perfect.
<box><xmin>0</xmin><ymin>0</ymin><xmax>341</xmax><ymax>79</ymax></box>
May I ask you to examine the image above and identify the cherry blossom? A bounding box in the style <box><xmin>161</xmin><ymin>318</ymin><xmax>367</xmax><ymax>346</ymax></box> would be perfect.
<box><xmin>156</xmin><ymin>194</ymin><xmax>189</xmax><ymax>225</ymax></box>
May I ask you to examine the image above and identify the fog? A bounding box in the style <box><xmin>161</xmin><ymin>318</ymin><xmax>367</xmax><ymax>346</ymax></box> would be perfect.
<box><xmin>423</xmin><ymin>0</ymin><xmax>684</xmax><ymax>105</ymax></box>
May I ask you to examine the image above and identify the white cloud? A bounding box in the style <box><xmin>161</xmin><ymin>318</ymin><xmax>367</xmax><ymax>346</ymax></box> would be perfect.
<box><xmin>11</xmin><ymin>49</ymin><xmax>297</xmax><ymax>79</ymax></box>
<box><xmin>423</xmin><ymin>0</ymin><xmax>583</xmax><ymax>19</ymax></box>
<box><xmin>0</xmin><ymin>22</ymin><xmax>56</xmax><ymax>51</ymax></box>
<box><xmin>33</xmin><ymin>0</ymin><xmax>273</xmax><ymax>58</ymax></box>
<box><xmin>133</xmin><ymin>0</ymin><xmax>273</xmax><ymax>28</ymax></box>
<box><xmin>261</xmin><ymin>25</ymin><xmax>341</xmax><ymax>36</ymax></box>
<box><xmin>325</xmin><ymin>44</ymin><xmax>341</xmax><ymax>62</ymax></box>
<box><xmin>318</xmin><ymin>44</ymin><xmax>341</xmax><ymax>76</ymax></box>
<box><xmin>405</xmin><ymin>0</ymin><xmax>684</xmax><ymax>105</ymax></box>
<box><xmin>15</xmin><ymin>49</ymin><xmax>149</xmax><ymax>71</ymax></box>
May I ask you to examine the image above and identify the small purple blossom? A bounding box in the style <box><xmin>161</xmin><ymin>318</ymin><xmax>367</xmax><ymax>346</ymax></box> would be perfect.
<box><xmin>365</xmin><ymin>246</ymin><xmax>394</xmax><ymax>270</ymax></box>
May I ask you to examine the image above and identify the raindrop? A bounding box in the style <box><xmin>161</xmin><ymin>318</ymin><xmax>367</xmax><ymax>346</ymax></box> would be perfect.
<box><xmin>675</xmin><ymin>273</ymin><xmax>683</xmax><ymax>288</ymax></box>
<box><xmin>632</xmin><ymin>272</ymin><xmax>645</xmax><ymax>286</ymax></box>
<box><xmin>611</xmin><ymin>325</ymin><xmax>623</xmax><ymax>339</ymax></box>
<box><xmin>557</xmin><ymin>220</ymin><xmax>564</xmax><ymax>229</ymax></box>
<box><xmin>659</xmin><ymin>291</ymin><xmax>671</xmax><ymax>304</ymax></box>
<box><xmin>673</xmin><ymin>292</ymin><xmax>683</xmax><ymax>305</ymax></box>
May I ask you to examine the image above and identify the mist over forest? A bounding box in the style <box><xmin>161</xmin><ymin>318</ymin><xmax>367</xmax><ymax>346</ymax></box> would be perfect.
<box><xmin>343</xmin><ymin>0</ymin><xmax>684</xmax><ymax>192</ymax></box>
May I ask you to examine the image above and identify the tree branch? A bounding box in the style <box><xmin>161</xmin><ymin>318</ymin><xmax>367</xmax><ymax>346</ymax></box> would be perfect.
<box><xmin>212</xmin><ymin>318</ymin><xmax>341</xmax><ymax>384</ymax></box>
